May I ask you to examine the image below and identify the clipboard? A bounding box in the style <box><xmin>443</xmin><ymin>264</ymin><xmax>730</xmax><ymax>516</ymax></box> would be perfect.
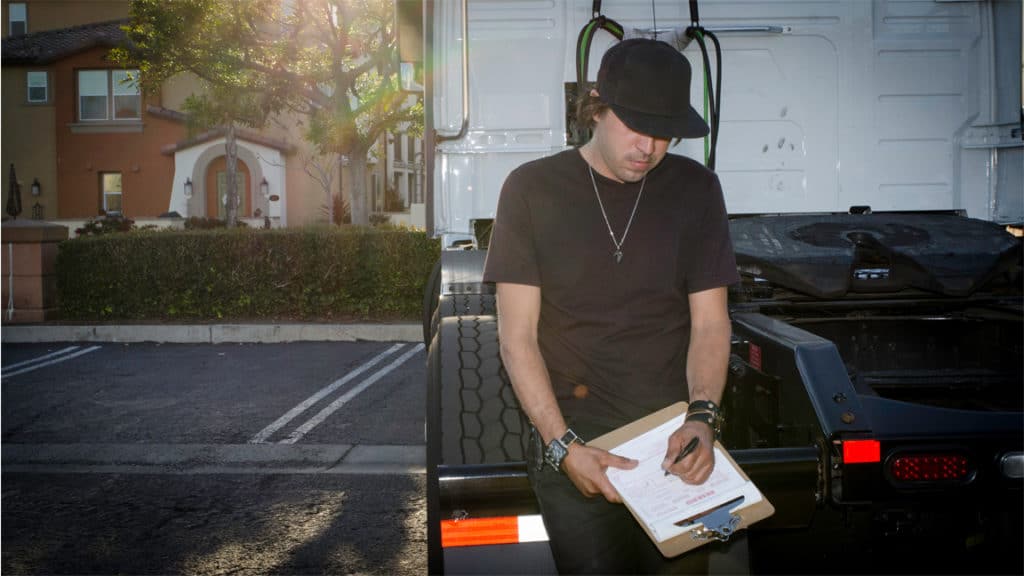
<box><xmin>589</xmin><ymin>401</ymin><xmax>774</xmax><ymax>558</ymax></box>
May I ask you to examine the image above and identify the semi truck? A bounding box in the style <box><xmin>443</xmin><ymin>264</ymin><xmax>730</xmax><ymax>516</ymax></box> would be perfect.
<box><xmin>400</xmin><ymin>0</ymin><xmax>1024</xmax><ymax>573</ymax></box>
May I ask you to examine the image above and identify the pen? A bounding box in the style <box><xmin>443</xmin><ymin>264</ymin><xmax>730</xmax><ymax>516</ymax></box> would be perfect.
<box><xmin>664</xmin><ymin>436</ymin><xmax>700</xmax><ymax>476</ymax></box>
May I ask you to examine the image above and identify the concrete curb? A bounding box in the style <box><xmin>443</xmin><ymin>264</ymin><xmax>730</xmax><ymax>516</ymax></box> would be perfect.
<box><xmin>1</xmin><ymin>443</ymin><xmax>426</xmax><ymax>475</ymax></box>
<box><xmin>1</xmin><ymin>323</ymin><xmax>422</xmax><ymax>344</ymax></box>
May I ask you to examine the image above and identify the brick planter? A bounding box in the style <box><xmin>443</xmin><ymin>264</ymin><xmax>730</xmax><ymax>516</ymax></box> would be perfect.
<box><xmin>1</xmin><ymin>220</ymin><xmax>68</xmax><ymax>324</ymax></box>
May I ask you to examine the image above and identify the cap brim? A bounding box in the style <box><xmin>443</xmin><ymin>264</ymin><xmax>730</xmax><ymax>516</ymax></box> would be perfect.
<box><xmin>608</xmin><ymin>103</ymin><xmax>710</xmax><ymax>140</ymax></box>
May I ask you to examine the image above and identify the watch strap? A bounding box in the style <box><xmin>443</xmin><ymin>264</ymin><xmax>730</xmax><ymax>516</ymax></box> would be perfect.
<box><xmin>544</xmin><ymin>428</ymin><xmax>584</xmax><ymax>472</ymax></box>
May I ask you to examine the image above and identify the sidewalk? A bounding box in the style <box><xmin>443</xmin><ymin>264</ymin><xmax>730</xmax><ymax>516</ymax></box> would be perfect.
<box><xmin>0</xmin><ymin>323</ymin><xmax>421</xmax><ymax>344</ymax></box>
<box><xmin>2</xmin><ymin>443</ymin><xmax>425</xmax><ymax>475</ymax></box>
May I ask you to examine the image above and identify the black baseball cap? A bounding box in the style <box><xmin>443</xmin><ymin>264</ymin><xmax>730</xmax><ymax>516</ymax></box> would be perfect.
<box><xmin>596</xmin><ymin>38</ymin><xmax>709</xmax><ymax>139</ymax></box>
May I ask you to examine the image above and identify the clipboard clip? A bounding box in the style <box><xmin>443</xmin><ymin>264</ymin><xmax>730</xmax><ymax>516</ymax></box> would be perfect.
<box><xmin>674</xmin><ymin>495</ymin><xmax>744</xmax><ymax>542</ymax></box>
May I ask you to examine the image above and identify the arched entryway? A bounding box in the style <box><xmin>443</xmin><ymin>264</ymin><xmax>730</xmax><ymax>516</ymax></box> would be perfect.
<box><xmin>173</xmin><ymin>136</ymin><xmax>282</xmax><ymax>222</ymax></box>
<box><xmin>185</xmin><ymin>142</ymin><xmax>270</xmax><ymax>220</ymax></box>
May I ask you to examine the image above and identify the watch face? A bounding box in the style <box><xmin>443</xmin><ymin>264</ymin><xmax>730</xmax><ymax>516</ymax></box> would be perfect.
<box><xmin>545</xmin><ymin>440</ymin><xmax>568</xmax><ymax>471</ymax></box>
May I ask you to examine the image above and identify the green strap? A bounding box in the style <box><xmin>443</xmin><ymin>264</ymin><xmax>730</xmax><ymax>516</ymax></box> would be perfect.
<box><xmin>695</xmin><ymin>28</ymin><xmax>711</xmax><ymax>165</ymax></box>
<box><xmin>576</xmin><ymin>16</ymin><xmax>623</xmax><ymax>88</ymax></box>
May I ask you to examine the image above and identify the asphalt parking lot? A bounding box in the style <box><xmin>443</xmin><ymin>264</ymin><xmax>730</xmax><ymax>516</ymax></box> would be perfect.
<box><xmin>2</xmin><ymin>338</ymin><xmax>429</xmax><ymax>575</ymax></box>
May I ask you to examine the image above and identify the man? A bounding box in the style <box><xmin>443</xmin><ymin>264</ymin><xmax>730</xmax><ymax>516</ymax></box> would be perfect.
<box><xmin>482</xmin><ymin>38</ymin><xmax>739</xmax><ymax>574</ymax></box>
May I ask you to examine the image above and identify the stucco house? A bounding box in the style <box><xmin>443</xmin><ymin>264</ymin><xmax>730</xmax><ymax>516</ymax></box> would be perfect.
<box><xmin>1</xmin><ymin>0</ymin><xmax>424</xmax><ymax>231</ymax></box>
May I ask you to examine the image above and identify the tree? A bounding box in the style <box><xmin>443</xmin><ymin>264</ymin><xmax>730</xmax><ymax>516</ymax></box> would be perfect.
<box><xmin>303</xmin><ymin>150</ymin><xmax>340</xmax><ymax>224</ymax></box>
<box><xmin>290</xmin><ymin>0</ymin><xmax>423</xmax><ymax>225</ymax></box>
<box><xmin>184</xmin><ymin>85</ymin><xmax>274</xmax><ymax>226</ymax></box>
<box><xmin>115</xmin><ymin>0</ymin><xmax>422</xmax><ymax>226</ymax></box>
<box><xmin>114</xmin><ymin>0</ymin><xmax>282</xmax><ymax>227</ymax></box>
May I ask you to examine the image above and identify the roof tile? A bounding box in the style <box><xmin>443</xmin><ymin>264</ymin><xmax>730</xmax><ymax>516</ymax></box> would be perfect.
<box><xmin>2</xmin><ymin>19</ymin><xmax>128</xmax><ymax>65</ymax></box>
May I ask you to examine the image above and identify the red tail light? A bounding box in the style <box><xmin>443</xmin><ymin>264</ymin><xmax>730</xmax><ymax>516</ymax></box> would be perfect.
<box><xmin>843</xmin><ymin>439</ymin><xmax>881</xmax><ymax>464</ymax></box>
<box><xmin>887</xmin><ymin>453</ymin><xmax>972</xmax><ymax>483</ymax></box>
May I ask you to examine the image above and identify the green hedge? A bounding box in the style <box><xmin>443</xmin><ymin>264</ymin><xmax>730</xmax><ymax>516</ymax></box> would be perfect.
<box><xmin>56</xmin><ymin>227</ymin><xmax>440</xmax><ymax>321</ymax></box>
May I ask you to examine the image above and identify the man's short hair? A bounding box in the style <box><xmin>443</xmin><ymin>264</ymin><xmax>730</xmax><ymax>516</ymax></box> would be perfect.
<box><xmin>574</xmin><ymin>86</ymin><xmax>681</xmax><ymax>146</ymax></box>
<box><xmin>575</xmin><ymin>85</ymin><xmax>607</xmax><ymax>133</ymax></box>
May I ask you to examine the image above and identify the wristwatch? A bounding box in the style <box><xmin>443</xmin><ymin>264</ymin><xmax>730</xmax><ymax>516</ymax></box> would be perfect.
<box><xmin>544</xmin><ymin>428</ymin><xmax>584</xmax><ymax>472</ymax></box>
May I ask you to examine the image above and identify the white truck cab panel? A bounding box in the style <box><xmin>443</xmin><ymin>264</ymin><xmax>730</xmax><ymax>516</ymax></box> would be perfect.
<box><xmin>430</xmin><ymin>0</ymin><xmax>1022</xmax><ymax>245</ymax></box>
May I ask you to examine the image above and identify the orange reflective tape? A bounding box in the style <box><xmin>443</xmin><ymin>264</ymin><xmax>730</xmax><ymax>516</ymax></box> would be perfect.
<box><xmin>440</xmin><ymin>516</ymin><xmax>520</xmax><ymax>548</ymax></box>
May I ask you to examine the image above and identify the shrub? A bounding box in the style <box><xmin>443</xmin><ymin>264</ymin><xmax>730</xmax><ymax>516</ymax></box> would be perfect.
<box><xmin>369</xmin><ymin>212</ymin><xmax>391</xmax><ymax>226</ymax></box>
<box><xmin>75</xmin><ymin>215</ymin><xmax>136</xmax><ymax>236</ymax></box>
<box><xmin>56</xmin><ymin>226</ymin><xmax>440</xmax><ymax>321</ymax></box>
<box><xmin>183</xmin><ymin>216</ymin><xmax>227</xmax><ymax>230</ymax></box>
<box><xmin>183</xmin><ymin>216</ymin><xmax>249</xmax><ymax>229</ymax></box>
<box><xmin>321</xmin><ymin>194</ymin><xmax>352</xmax><ymax>225</ymax></box>
<box><xmin>383</xmin><ymin>184</ymin><xmax>404</xmax><ymax>212</ymax></box>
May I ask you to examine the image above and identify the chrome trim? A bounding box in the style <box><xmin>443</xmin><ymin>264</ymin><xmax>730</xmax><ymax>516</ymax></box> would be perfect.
<box><xmin>437</xmin><ymin>0</ymin><xmax>469</xmax><ymax>143</ymax></box>
<box><xmin>1000</xmin><ymin>452</ymin><xmax>1023</xmax><ymax>479</ymax></box>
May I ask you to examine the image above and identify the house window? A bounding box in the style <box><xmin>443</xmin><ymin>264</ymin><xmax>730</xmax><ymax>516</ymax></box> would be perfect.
<box><xmin>101</xmin><ymin>172</ymin><xmax>122</xmax><ymax>214</ymax></box>
<box><xmin>112</xmin><ymin>69</ymin><xmax>141</xmax><ymax>118</ymax></box>
<box><xmin>9</xmin><ymin>3</ymin><xmax>26</xmax><ymax>36</ymax></box>
<box><xmin>27</xmin><ymin>71</ymin><xmax>47</xmax><ymax>103</ymax></box>
<box><xmin>393</xmin><ymin>135</ymin><xmax>402</xmax><ymax>162</ymax></box>
<box><xmin>78</xmin><ymin>69</ymin><xmax>141</xmax><ymax>121</ymax></box>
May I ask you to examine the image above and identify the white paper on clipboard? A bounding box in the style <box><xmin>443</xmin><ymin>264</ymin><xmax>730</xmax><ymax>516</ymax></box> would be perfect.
<box><xmin>605</xmin><ymin>413</ymin><xmax>760</xmax><ymax>542</ymax></box>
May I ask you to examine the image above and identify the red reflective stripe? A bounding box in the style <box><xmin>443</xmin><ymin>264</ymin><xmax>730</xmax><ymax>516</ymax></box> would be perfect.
<box><xmin>749</xmin><ymin>343</ymin><xmax>762</xmax><ymax>371</ymax></box>
<box><xmin>441</xmin><ymin>517</ymin><xmax>520</xmax><ymax>548</ymax></box>
<box><xmin>843</xmin><ymin>439</ymin><xmax>881</xmax><ymax>464</ymax></box>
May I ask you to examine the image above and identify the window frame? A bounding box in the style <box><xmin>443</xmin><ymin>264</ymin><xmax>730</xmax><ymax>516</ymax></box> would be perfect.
<box><xmin>9</xmin><ymin>3</ymin><xmax>26</xmax><ymax>36</ymax></box>
<box><xmin>77</xmin><ymin>69</ymin><xmax>141</xmax><ymax>122</ymax></box>
<box><xmin>26</xmin><ymin>70</ymin><xmax>48</xmax><ymax>103</ymax></box>
<box><xmin>100</xmin><ymin>172</ymin><xmax>123</xmax><ymax>215</ymax></box>
<box><xmin>111</xmin><ymin>69</ymin><xmax>142</xmax><ymax>119</ymax></box>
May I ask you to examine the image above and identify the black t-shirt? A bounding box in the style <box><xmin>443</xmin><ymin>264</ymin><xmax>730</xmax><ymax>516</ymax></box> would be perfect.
<box><xmin>483</xmin><ymin>149</ymin><xmax>739</xmax><ymax>437</ymax></box>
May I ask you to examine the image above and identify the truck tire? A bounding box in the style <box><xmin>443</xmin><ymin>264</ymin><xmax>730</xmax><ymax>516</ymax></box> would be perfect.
<box><xmin>424</xmin><ymin>251</ymin><xmax>496</xmax><ymax>345</ymax></box>
<box><xmin>423</xmin><ymin>258</ymin><xmax>442</xmax><ymax>345</ymax></box>
<box><xmin>433</xmin><ymin>315</ymin><xmax>529</xmax><ymax>465</ymax></box>
<box><xmin>432</xmin><ymin>293</ymin><xmax>497</xmax><ymax>346</ymax></box>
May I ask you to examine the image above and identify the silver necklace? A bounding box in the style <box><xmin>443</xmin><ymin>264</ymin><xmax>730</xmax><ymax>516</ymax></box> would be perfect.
<box><xmin>588</xmin><ymin>165</ymin><xmax>645</xmax><ymax>263</ymax></box>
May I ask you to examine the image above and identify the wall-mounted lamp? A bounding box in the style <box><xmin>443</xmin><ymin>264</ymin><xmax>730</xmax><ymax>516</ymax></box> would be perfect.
<box><xmin>31</xmin><ymin>178</ymin><xmax>41</xmax><ymax>196</ymax></box>
<box><xmin>260</xmin><ymin>177</ymin><xmax>269</xmax><ymax>198</ymax></box>
<box><xmin>184</xmin><ymin>178</ymin><xmax>193</xmax><ymax>198</ymax></box>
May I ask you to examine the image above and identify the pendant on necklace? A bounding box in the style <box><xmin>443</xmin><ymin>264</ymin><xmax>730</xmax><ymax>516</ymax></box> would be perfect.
<box><xmin>614</xmin><ymin>250</ymin><xmax>623</xmax><ymax>263</ymax></box>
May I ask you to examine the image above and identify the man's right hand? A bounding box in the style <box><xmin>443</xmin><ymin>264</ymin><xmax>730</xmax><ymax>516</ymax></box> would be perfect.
<box><xmin>561</xmin><ymin>444</ymin><xmax>638</xmax><ymax>503</ymax></box>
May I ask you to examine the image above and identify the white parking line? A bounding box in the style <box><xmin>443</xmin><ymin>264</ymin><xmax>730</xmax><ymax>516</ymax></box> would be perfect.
<box><xmin>280</xmin><ymin>343</ymin><xmax>425</xmax><ymax>444</ymax></box>
<box><xmin>248</xmin><ymin>343</ymin><xmax>407</xmax><ymax>444</ymax></box>
<box><xmin>1</xmin><ymin>346</ymin><xmax>101</xmax><ymax>379</ymax></box>
<box><xmin>2</xmin><ymin>346</ymin><xmax>80</xmax><ymax>371</ymax></box>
